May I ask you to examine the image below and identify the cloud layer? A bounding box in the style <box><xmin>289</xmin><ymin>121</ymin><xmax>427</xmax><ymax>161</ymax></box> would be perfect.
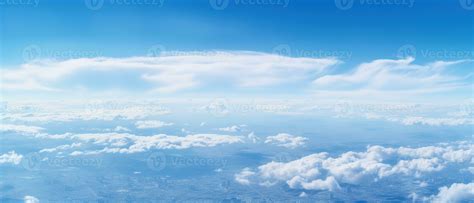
<box><xmin>235</xmin><ymin>141</ymin><xmax>474</xmax><ymax>191</ymax></box>
<box><xmin>2</xmin><ymin>51</ymin><xmax>339</xmax><ymax>93</ymax></box>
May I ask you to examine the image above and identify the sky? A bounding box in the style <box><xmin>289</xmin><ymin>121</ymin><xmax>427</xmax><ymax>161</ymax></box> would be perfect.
<box><xmin>0</xmin><ymin>1</ymin><xmax>474</xmax><ymax>202</ymax></box>
<box><xmin>1</xmin><ymin>0</ymin><xmax>473</xmax><ymax>101</ymax></box>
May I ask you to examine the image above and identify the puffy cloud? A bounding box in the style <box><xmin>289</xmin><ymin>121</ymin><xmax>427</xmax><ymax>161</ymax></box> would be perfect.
<box><xmin>67</xmin><ymin>133</ymin><xmax>244</xmax><ymax>155</ymax></box>
<box><xmin>234</xmin><ymin>168</ymin><xmax>255</xmax><ymax>185</ymax></box>
<box><xmin>0</xmin><ymin>151</ymin><xmax>23</xmax><ymax>165</ymax></box>
<box><xmin>2</xmin><ymin>51</ymin><xmax>339</xmax><ymax>92</ymax></box>
<box><xmin>235</xmin><ymin>141</ymin><xmax>473</xmax><ymax>191</ymax></box>
<box><xmin>264</xmin><ymin>133</ymin><xmax>308</xmax><ymax>149</ymax></box>
<box><xmin>135</xmin><ymin>120</ymin><xmax>173</xmax><ymax>129</ymax></box>
<box><xmin>0</xmin><ymin>124</ymin><xmax>44</xmax><ymax>134</ymax></box>
<box><xmin>428</xmin><ymin>182</ymin><xmax>474</xmax><ymax>203</ymax></box>
<box><xmin>24</xmin><ymin>196</ymin><xmax>39</xmax><ymax>203</ymax></box>
<box><xmin>247</xmin><ymin>132</ymin><xmax>261</xmax><ymax>144</ymax></box>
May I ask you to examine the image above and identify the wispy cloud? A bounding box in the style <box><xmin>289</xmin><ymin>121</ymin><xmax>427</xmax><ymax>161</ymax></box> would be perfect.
<box><xmin>1</xmin><ymin>51</ymin><xmax>339</xmax><ymax>93</ymax></box>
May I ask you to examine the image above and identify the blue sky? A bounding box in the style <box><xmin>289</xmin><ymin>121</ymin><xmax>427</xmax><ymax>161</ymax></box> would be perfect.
<box><xmin>1</xmin><ymin>1</ymin><xmax>474</xmax><ymax>202</ymax></box>
<box><xmin>1</xmin><ymin>0</ymin><xmax>472</xmax><ymax>65</ymax></box>
<box><xmin>1</xmin><ymin>0</ymin><xmax>473</xmax><ymax>101</ymax></box>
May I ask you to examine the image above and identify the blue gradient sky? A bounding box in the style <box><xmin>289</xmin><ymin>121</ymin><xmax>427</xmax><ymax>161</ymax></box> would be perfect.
<box><xmin>0</xmin><ymin>0</ymin><xmax>472</xmax><ymax>101</ymax></box>
<box><xmin>1</xmin><ymin>0</ymin><xmax>472</xmax><ymax>65</ymax></box>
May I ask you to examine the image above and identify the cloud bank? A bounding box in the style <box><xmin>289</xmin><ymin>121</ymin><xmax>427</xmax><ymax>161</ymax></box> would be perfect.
<box><xmin>235</xmin><ymin>141</ymin><xmax>473</xmax><ymax>191</ymax></box>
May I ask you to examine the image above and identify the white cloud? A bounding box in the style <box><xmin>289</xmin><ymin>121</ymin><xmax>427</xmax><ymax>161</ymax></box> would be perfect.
<box><xmin>39</xmin><ymin>143</ymin><xmax>82</xmax><ymax>153</ymax></box>
<box><xmin>135</xmin><ymin>120</ymin><xmax>173</xmax><ymax>129</ymax></box>
<box><xmin>264</xmin><ymin>133</ymin><xmax>308</xmax><ymax>149</ymax></box>
<box><xmin>218</xmin><ymin>125</ymin><xmax>245</xmax><ymax>132</ymax></box>
<box><xmin>235</xmin><ymin>141</ymin><xmax>473</xmax><ymax>191</ymax></box>
<box><xmin>24</xmin><ymin>195</ymin><xmax>39</xmax><ymax>203</ymax></box>
<box><xmin>1</xmin><ymin>101</ymin><xmax>170</xmax><ymax>122</ymax></box>
<box><xmin>67</xmin><ymin>133</ymin><xmax>244</xmax><ymax>155</ymax></box>
<box><xmin>247</xmin><ymin>132</ymin><xmax>261</xmax><ymax>143</ymax></box>
<box><xmin>312</xmin><ymin>58</ymin><xmax>472</xmax><ymax>101</ymax></box>
<box><xmin>235</xmin><ymin>167</ymin><xmax>255</xmax><ymax>185</ymax></box>
<box><xmin>428</xmin><ymin>182</ymin><xmax>474</xmax><ymax>203</ymax></box>
<box><xmin>0</xmin><ymin>124</ymin><xmax>44</xmax><ymax>134</ymax></box>
<box><xmin>401</xmin><ymin>116</ymin><xmax>474</xmax><ymax>126</ymax></box>
<box><xmin>113</xmin><ymin>126</ymin><xmax>131</xmax><ymax>132</ymax></box>
<box><xmin>2</xmin><ymin>51</ymin><xmax>339</xmax><ymax>92</ymax></box>
<box><xmin>0</xmin><ymin>151</ymin><xmax>23</xmax><ymax>165</ymax></box>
